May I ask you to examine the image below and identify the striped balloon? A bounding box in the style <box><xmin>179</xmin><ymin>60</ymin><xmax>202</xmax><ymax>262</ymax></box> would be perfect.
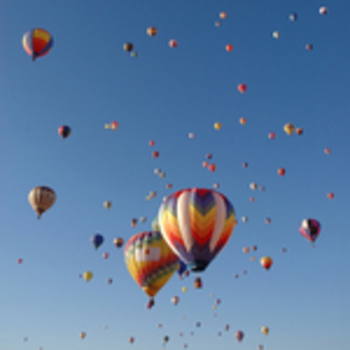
<box><xmin>28</xmin><ymin>186</ymin><xmax>56</xmax><ymax>219</ymax></box>
<box><xmin>22</xmin><ymin>28</ymin><xmax>53</xmax><ymax>61</ymax></box>
<box><xmin>299</xmin><ymin>219</ymin><xmax>321</xmax><ymax>243</ymax></box>
<box><xmin>124</xmin><ymin>231</ymin><xmax>179</xmax><ymax>298</ymax></box>
<box><xmin>158</xmin><ymin>188</ymin><xmax>236</xmax><ymax>272</ymax></box>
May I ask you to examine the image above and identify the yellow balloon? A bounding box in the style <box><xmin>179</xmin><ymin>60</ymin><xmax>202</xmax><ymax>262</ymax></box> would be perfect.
<box><xmin>261</xmin><ymin>326</ymin><xmax>269</xmax><ymax>335</ymax></box>
<box><xmin>182</xmin><ymin>286</ymin><xmax>187</xmax><ymax>293</ymax></box>
<box><xmin>214</xmin><ymin>122</ymin><xmax>222</xmax><ymax>130</ymax></box>
<box><xmin>80</xmin><ymin>332</ymin><xmax>86</xmax><ymax>339</ymax></box>
<box><xmin>284</xmin><ymin>123</ymin><xmax>295</xmax><ymax>135</ymax></box>
<box><xmin>105</xmin><ymin>124</ymin><xmax>110</xmax><ymax>129</ymax></box>
<box><xmin>83</xmin><ymin>271</ymin><xmax>93</xmax><ymax>282</ymax></box>
<box><xmin>104</xmin><ymin>201</ymin><xmax>112</xmax><ymax>209</ymax></box>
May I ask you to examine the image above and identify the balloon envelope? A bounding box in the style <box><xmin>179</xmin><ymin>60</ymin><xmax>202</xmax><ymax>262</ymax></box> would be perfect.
<box><xmin>23</xmin><ymin>28</ymin><xmax>53</xmax><ymax>60</ymax></box>
<box><xmin>299</xmin><ymin>219</ymin><xmax>321</xmax><ymax>243</ymax></box>
<box><xmin>124</xmin><ymin>231</ymin><xmax>179</xmax><ymax>298</ymax></box>
<box><xmin>91</xmin><ymin>234</ymin><xmax>104</xmax><ymax>249</ymax></box>
<box><xmin>158</xmin><ymin>188</ymin><xmax>236</xmax><ymax>272</ymax></box>
<box><xmin>28</xmin><ymin>186</ymin><xmax>56</xmax><ymax>218</ymax></box>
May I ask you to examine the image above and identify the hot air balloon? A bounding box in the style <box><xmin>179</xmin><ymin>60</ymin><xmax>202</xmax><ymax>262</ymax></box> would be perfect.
<box><xmin>278</xmin><ymin>168</ymin><xmax>286</xmax><ymax>176</ymax></box>
<box><xmin>296</xmin><ymin>128</ymin><xmax>303</xmax><ymax>135</ymax></box>
<box><xmin>171</xmin><ymin>296</ymin><xmax>180</xmax><ymax>305</ymax></box>
<box><xmin>208</xmin><ymin>164</ymin><xmax>216</xmax><ymax>172</ymax></box>
<box><xmin>158</xmin><ymin>188</ymin><xmax>236</xmax><ymax>272</ymax></box>
<box><xmin>91</xmin><ymin>234</ymin><xmax>104</xmax><ymax>249</ymax></box>
<box><xmin>194</xmin><ymin>277</ymin><xmax>202</xmax><ymax>289</ymax></box>
<box><xmin>214</xmin><ymin>122</ymin><xmax>222</xmax><ymax>130</ymax></box>
<box><xmin>238</xmin><ymin>84</ymin><xmax>247</xmax><ymax>93</ymax></box>
<box><xmin>83</xmin><ymin>271</ymin><xmax>93</xmax><ymax>282</ymax></box>
<box><xmin>104</xmin><ymin>201</ymin><xmax>112</xmax><ymax>209</ymax></box>
<box><xmin>319</xmin><ymin>7</ymin><xmax>328</xmax><ymax>15</ymax></box>
<box><xmin>268</xmin><ymin>132</ymin><xmax>276</xmax><ymax>139</ymax></box>
<box><xmin>58</xmin><ymin>125</ymin><xmax>71</xmax><ymax>139</ymax></box>
<box><xmin>147</xmin><ymin>26</ymin><xmax>158</xmax><ymax>36</ymax></box>
<box><xmin>284</xmin><ymin>123</ymin><xmax>295</xmax><ymax>135</ymax></box>
<box><xmin>28</xmin><ymin>186</ymin><xmax>56</xmax><ymax>219</ymax></box>
<box><xmin>299</xmin><ymin>219</ymin><xmax>321</xmax><ymax>243</ymax></box>
<box><xmin>219</xmin><ymin>11</ymin><xmax>227</xmax><ymax>19</ymax></box>
<box><xmin>289</xmin><ymin>13</ymin><xmax>297</xmax><ymax>21</ymax></box>
<box><xmin>110</xmin><ymin>121</ymin><xmax>119</xmax><ymax>130</ymax></box>
<box><xmin>80</xmin><ymin>332</ymin><xmax>86</xmax><ymax>339</ymax></box>
<box><xmin>327</xmin><ymin>192</ymin><xmax>334</xmax><ymax>200</ymax></box>
<box><xmin>124</xmin><ymin>231</ymin><xmax>179</xmax><ymax>305</ymax></box>
<box><xmin>169</xmin><ymin>39</ymin><xmax>178</xmax><ymax>48</ymax></box>
<box><xmin>261</xmin><ymin>326</ymin><xmax>269</xmax><ymax>335</ymax></box>
<box><xmin>240</xmin><ymin>117</ymin><xmax>247</xmax><ymax>125</ymax></box>
<box><xmin>305</xmin><ymin>44</ymin><xmax>313</xmax><ymax>51</ymax></box>
<box><xmin>272</xmin><ymin>31</ymin><xmax>280</xmax><ymax>39</ymax></box>
<box><xmin>123</xmin><ymin>42</ymin><xmax>133</xmax><ymax>52</ymax></box>
<box><xmin>226</xmin><ymin>44</ymin><xmax>233</xmax><ymax>52</ymax></box>
<box><xmin>235</xmin><ymin>330</ymin><xmax>244</xmax><ymax>342</ymax></box>
<box><xmin>102</xmin><ymin>252</ymin><xmax>109</xmax><ymax>259</ymax></box>
<box><xmin>260</xmin><ymin>256</ymin><xmax>273</xmax><ymax>270</ymax></box>
<box><xmin>22</xmin><ymin>28</ymin><xmax>53</xmax><ymax>61</ymax></box>
<box><xmin>18</xmin><ymin>258</ymin><xmax>23</xmax><ymax>264</ymax></box>
<box><xmin>114</xmin><ymin>237</ymin><xmax>124</xmax><ymax>248</ymax></box>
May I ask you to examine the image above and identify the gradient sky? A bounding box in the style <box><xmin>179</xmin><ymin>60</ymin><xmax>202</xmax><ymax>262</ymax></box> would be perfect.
<box><xmin>1</xmin><ymin>1</ymin><xmax>350</xmax><ymax>349</ymax></box>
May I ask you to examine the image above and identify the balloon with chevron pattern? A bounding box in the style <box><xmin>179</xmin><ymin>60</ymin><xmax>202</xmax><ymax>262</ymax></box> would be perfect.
<box><xmin>158</xmin><ymin>188</ymin><xmax>236</xmax><ymax>272</ymax></box>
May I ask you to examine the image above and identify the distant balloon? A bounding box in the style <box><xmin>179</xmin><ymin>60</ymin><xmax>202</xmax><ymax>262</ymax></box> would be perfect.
<box><xmin>18</xmin><ymin>258</ymin><xmax>23</xmax><ymax>264</ymax></box>
<box><xmin>219</xmin><ymin>11</ymin><xmax>227</xmax><ymax>19</ymax></box>
<box><xmin>107</xmin><ymin>277</ymin><xmax>113</xmax><ymax>284</ymax></box>
<box><xmin>22</xmin><ymin>28</ymin><xmax>53</xmax><ymax>61</ymax></box>
<box><xmin>289</xmin><ymin>13</ymin><xmax>297</xmax><ymax>21</ymax></box>
<box><xmin>296</xmin><ymin>128</ymin><xmax>303</xmax><ymax>135</ymax></box>
<box><xmin>152</xmin><ymin>151</ymin><xmax>159</xmax><ymax>158</ymax></box>
<box><xmin>58</xmin><ymin>125</ymin><xmax>71</xmax><ymax>139</ymax></box>
<box><xmin>319</xmin><ymin>7</ymin><xmax>328</xmax><ymax>15</ymax></box>
<box><xmin>272</xmin><ymin>31</ymin><xmax>280</xmax><ymax>39</ymax></box>
<box><xmin>243</xmin><ymin>247</ymin><xmax>250</xmax><ymax>254</ymax></box>
<box><xmin>240</xmin><ymin>117</ymin><xmax>247</xmax><ymax>125</ymax></box>
<box><xmin>103</xmin><ymin>252</ymin><xmax>109</xmax><ymax>259</ymax></box>
<box><xmin>324</xmin><ymin>148</ymin><xmax>331</xmax><ymax>155</ymax></box>
<box><xmin>110</xmin><ymin>121</ymin><xmax>119</xmax><ymax>130</ymax></box>
<box><xmin>214</xmin><ymin>122</ymin><xmax>222</xmax><ymax>130</ymax></box>
<box><xmin>80</xmin><ymin>332</ymin><xmax>86</xmax><ymax>339</ymax></box>
<box><xmin>123</xmin><ymin>42</ymin><xmax>134</xmax><ymax>52</ymax></box>
<box><xmin>235</xmin><ymin>330</ymin><xmax>244</xmax><ymax>342</ymax></box>
<box><xmin>284</xmin><ymin>123</ymin><xmax>295</xmax><ymax>135</ymax></box>
<box><xmin>305</xmin><ymin>44</ymin><xmax>313</xmax><ymax>51</ymax></box>
<box><xmin>261</xmin><ymin>326</ymin><xmax>269</xmax><ymax>335</ymax></box>
<box><xmin>194</xmin><ymin>277</ymin><xmax>203</xmax><ymax>289</ymax></box>
<box><xmin>104</xmin><ymin>201</ymin><xmax>112</xmax><ymax>209</ymax></box>
<box><xmin>268</xmin><ymin>132</ymin><xmax>276</xmax><ymax>139</ymax></box>
<box><xmin>91</xmin><ymin>234</ymin><xmax>104</xmax><ymax>249</ymax></box>
<box><xmin>28</xmin><ymin>186</ymin><xmax>56</xmax><ymax>219</ymax></box>
<box><xmin>278</xmin><ymin>168</ymin><xmax>286</xmax><ymax>176</ymax></box>
<box><xmin>238</xmin><ymin>84</ymin><xmax>247</xmax><ymax>93</ymax></box>
<box><xmin>260</xmin><ymin>256</ymin><xmax>273</xmax><ymax>270</ymax></box>
<box><xmin>83</xmin><ymin>271</ymin><xmax>93</xmax><ymax>282</ymax></box>
<box><xmin>149</xmin><ymin>140</ymin><xmax>155</xmax><ymax>146</ymax></box>
<box><xmin>169</xmin><ymin>39</ymin><xmax>178</xmax><ymax>48</ymax></box>
<box><xmin>208</xmin><ymin>164</ymin><xmax>216</xmax><ymax>172</ymax></box>
<box><xmin>299</xmin><ymin>219</ymin><xmax>321</xmax><ymax>243</ymax></box>
<box><xmin>171</xmin><ymin>296</ymin><xmax>180</xmax><ymax>305</ymax></box>
<box><xmin>327</xmin><ymin>192</ymin><xmax>334</xmax><ymax>200</ymax></box>
<box><xmin>147</xmin><ymin>26</ymin><xmax>158</xmax><ymax>36</ymax></box>
<box><xmin>226</xmin><ymin>44</ymin><xmax>233</xmax><ymax>52</ymax></box>
<box><xmin>114</xmin><ymin>237</ymin><xmax>124</xmax><ymax>248</ymax></box>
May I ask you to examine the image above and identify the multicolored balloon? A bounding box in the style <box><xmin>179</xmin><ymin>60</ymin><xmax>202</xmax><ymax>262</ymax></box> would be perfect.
<box><xmin>58</xmin><ymin>125</ymin><xmax>71</xmax><ymax>139</ymax></box>
<box><xmin>158</xmin><ymin>188</ymin><xmax>236</xmax><ymax>272</ymax></box>
<box><xmin>22</xmin><ymin>28</ymin><xmax>53</xmax><ymax>61</ymax></box>
<box><xmin>124</xmin><ymin>231</ymin><xmax>179</xmax><ymax>299</ymax></box>
<box><xmin>299</xmin><ymin>219</ymin><xmax>321</xmax><ymax>243</ymax></box>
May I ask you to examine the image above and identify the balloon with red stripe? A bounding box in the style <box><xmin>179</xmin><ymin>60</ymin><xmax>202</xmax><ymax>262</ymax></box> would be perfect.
<box><xmin>22</xmin><ymin>28</ymin><xmax>53</xmax><ymax>61</ymax></box>
<box><xmin>158</xmin><ymin>188</ymin><xmax>236</xmax><ymax>272</ymax></box>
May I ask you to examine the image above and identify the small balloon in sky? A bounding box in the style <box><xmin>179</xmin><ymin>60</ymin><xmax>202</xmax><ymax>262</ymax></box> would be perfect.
<box><xmin>18</xmin><ymin>258</ymin><xmax>23</xmax><ymax>264</ymax></box>
<box><xmin>147</xmin><ymin>26</ymin><xmax>157</xmax><ymax>36</ymax></box>
<box><xmin>268</xmin><ymin>132</ymin><xmax>276</xmax><ymax>139</ymax></box>
<box><xmin>242</xmin><ymin>216</ymin><xmax>248</xmax><ymax>223</ymax></box>
<box><xmin>114</xmin><ymin>237</ymin><xmax>124</xmax><ymax>248</ymax></box>
<box><xmin>102</xmin><ymin>252</ymin><xmax>109</xmax><ymax>259</ymax></box>
<box><xmin>104</xmin><ymin>201</ymin><xmax>112</xmax><ymax>209</ymax></box>
<box><xmin>324</xmin><ymin>148</ymin><xmax>331</xmax><ymax>154</ymax></box>
<box><xmin>237</xmin><ymin>84</ymin><xmax>247</xmax><ymax>93</ymax></box>
<box><xmin>28</xmin><ymin>186</ymin><xmax>56</xmax><ymax>219</ymax></box>
<box><xmin>188</xmin><ymin>132</ymin><xmax>195</xmax><ymax>139</ymax></box>
<box><xmin>149</xmin><ymin>140</ymin><xmax>155</xmax><ymax>146</ymax></box>
<box><xmin>260</xmin><ymin>256</ymin><xmax>273</xmax><ymax>270</ymax></box>
<box><xmin>235</xmin><ymin>330</ymin><xmax>244</xmax><ymax>342</ymax></box>
<box><xmin>272</xmin><ymin>31</ymin><xmax>280</xmax><ymax>39</ymax></box>
<box><xmin>249</xmin><ymin>197</ymin><xmax>255</xmax><ymax>202</ymax></box>
<box><xmin>80</xmin><ymin>332</ymin><xmax>86</xmax><ymax>339</ymax></box>
<box><xmin>278</xmin><ymin>168</ymin><xmax>286</xmax><ymax>176</ymax></box>
<box><xmin>214</xmin><ymin>122</ymin><xmax>222</xmax><ymax>130</ymax></box>
<box><xmin>130</xmin><ymin>51</ymin><xmax>138</xmax><ymax>57</ymax></box>
<box><xmin>215</xmin><ymin>21</ymin><xmax>221</xmax><ymax>27</ymax></box>
<box><xmin>284</xmin><ymin>123</ymin><xmax>295</xmax><ymax>135</ymax></box>
<box><xmin>169</xmin><ymin>39</ymin><xmax>178</xmax><ymax>48</ymax></box>
<box><xmin>152</xmin><ymin>151</ymin><xmax>159</xmax><ymax>158</ymax></box>
<box><xmin>289</xmin><ymin>13</ymin><xmax>297</xmax><ymax>21</ymax></box>
<box><xmin>23</xmin><ymin>28</ymin><xmax>53</xmax><ymax>61</ymax></box>
<box><xmin>208</xmin><ymin>163</ymin><xmax>216</xmax><ymax>172</ymax></box>
<box><xmin>226</xmin><ymin>44</ymin><xmax>233</xmax><ymax>52</ymax></box>
<box><xmin>261</xmin><ymin>326</ymin><xmax>269</xmax><ymax>335</ymax></box>
<box><xmin>123</xmin><ymin>42</ymin><xmax>133</xmax><ymax>52</ymax></box>
<box><xmin>105</xmin><ymin>123</ymin><xmax>110</xmax><ymax>129</ymax></box>
<box><xmin>305</xmin><ymin>43</ymin><xmax>313</xmax><ymax>51</ymax></box>
<box><xmin>327</xmin><ymin>192</ymin><xmax>334</xmax><ymax>200</ymax></box>
<box><xmin>240</xmin><ymin>117</ymin><xmax>247</xmax><ymax>124</ymax></box>
<box><xmin>265</xmin><ymin>217</ymin><xmax>271</xmax><ymax>224</ymax></box>
<box><xmin>250</xmin><ymin>182</ymin><xmax>258</xmax><ymax>190</ymax></box>
<box><xmin>91</xmin><ymin>234</ymin><xmax>104</xmax><ymax>249</ymax></box>
<box><xmin>296</xmin><ymin>127</ymin><xmax>303</xmax><ymax>135</ymax></box>
<box><xmin>219</xmin><ymin>11</ymin><xmax>227</xmax><ymax>19</ymax></box>
<box><xmin>242</xmin><ymin>162</ymin><xmax>248</xmax><ymax>168</ymax></box>
<box><xmin>319</xmin><ymin>6</ymin><xmax>328</xmax><ymax>15</ymax></box>
<box><xmin>171</xmin><ymin>296</ymin><xmax>180</xmax><ymax>305</ymax></box>
<box><xmin>110</xmin><ymin>121</ymin><xmax>119</xmax><ymax>130</ymax></box>
<box><xmin>243</xmin><ymin>247</ymin><xmax>249</xmax><ymax>254</ymax></box>
<box><xmin>58</xmin><ymin>125</ymin><xmax>71</xmax><ymax>139</ymax></box>
<box><xmin>83</xmin><ymin>271</ymin><xmax>93</xmax><ymax>282</ymax></box>
<box><xmin>202</xmin><ymin>161</ymin><xmax>208</xmax><ymax>168</ymax></box>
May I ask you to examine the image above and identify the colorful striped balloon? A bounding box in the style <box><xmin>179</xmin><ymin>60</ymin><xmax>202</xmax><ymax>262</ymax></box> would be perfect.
<box><xmin>158</xmin><ymin>188</ymin><xmax>236</xmax><ymax>272</ymax></box>
<box><xmin>22</xmin><ymin>28</ymin><xmax>53</xmax><ymax>61</ymax></box>
<box><xmin>124</xmin><ymin>231</ymin><xmax>179</xmax><ymax>298</ymax></box>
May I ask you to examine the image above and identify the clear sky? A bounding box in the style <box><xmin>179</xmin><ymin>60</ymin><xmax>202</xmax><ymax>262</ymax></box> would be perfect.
<box><xmin>1</xmin><ymin>1</ymin><xmax>350</xmax><ymax>349</ymax></box>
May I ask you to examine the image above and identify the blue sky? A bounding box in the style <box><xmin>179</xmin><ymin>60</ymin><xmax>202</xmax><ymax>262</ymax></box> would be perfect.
<box><xmin>0</xmin><ymin>1</ymin><xmax>350</xmax><ymax>349</ymax></box>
